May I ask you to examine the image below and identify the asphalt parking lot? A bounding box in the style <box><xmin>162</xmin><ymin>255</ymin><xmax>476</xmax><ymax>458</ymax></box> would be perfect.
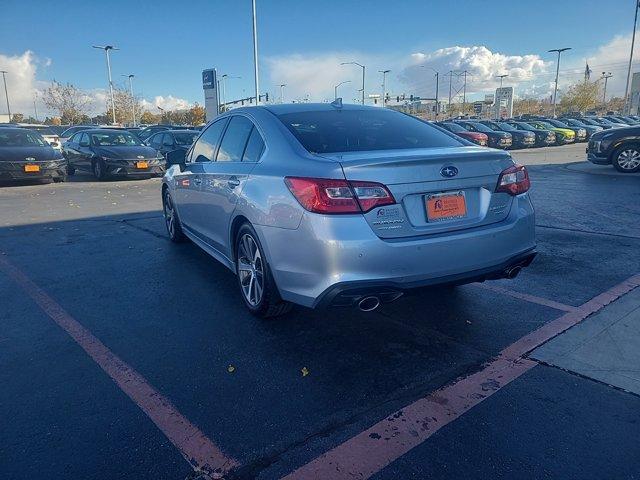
<box><xmin>1</xmin><ymin>142</ymin><xmax>639</xmax><ymax>480</ymax></box>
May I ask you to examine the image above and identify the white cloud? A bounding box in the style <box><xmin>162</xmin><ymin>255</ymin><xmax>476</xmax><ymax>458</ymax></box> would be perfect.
<box><xmin>0</xmin><ymin>50</ymin><xmax>49</xmax><ymax>118</ymax></box>
<box><xmin>140</xmin><ymin>95</ymin><xmax>192</xmax><ymax>112</ymax></box>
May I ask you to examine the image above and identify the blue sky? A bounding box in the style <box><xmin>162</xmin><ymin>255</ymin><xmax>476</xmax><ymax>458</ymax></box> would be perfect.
<box><xmin>0</xmin><ymin>0</ymin><xmax>637</xmax><ymax>114</ymax></box>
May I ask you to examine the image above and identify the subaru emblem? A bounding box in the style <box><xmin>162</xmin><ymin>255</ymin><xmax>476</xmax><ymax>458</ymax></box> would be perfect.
<box><xmin>440</xmin><ymin>166</ymin><xmax>458</xmax><ymax>178</ymax></box>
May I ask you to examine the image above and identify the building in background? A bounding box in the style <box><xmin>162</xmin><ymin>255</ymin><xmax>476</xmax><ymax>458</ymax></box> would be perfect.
<box><xmin>0</xmin><ymin>114</ymin><xmax>10</xmax><ymax>123</ymax></box>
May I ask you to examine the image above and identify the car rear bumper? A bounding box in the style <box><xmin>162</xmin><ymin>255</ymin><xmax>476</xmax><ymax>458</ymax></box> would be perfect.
<box><xmin>256</xmin><ymin>193</ymin><xmax>536</xmax><ymax>308</ymax></box>
<box><xmin>0</xmin><ymin>160</ymin><xmax>67</xmax><ymax>181</ymax></box>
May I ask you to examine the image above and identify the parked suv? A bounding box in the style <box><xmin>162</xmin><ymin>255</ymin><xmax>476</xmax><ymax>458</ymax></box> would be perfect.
<box><xmin>587</xmin><ymin>125</ymin><xmax>640</xmax><ymax>172</ymax></box>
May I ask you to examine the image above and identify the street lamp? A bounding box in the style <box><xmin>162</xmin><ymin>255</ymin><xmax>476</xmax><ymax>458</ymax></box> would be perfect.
<box><xmin>121</xmin><ymin>74</ymin><xmax>136</xmax><ymax>126</ymax></box>
<box><xmin>341</xmin><ymin>61</ymin><xmax>365</xmax><ymax>105</ymax></box>
<box><xmin>379</xmin><ymin>69</ymin><xmax>390</xmax><ymax>107</ymax></box>
<box><xmin>157</xmin><ymin>106</ymin><xmax>165</xmax><ymax>124</ymax></box>
<box><xmin>251</xmin><ymin>0</ymin><xmax>260</xmax><ymax>104</ymax></box>
<box><xmin>279</xmin><ymin>83</ymin><xmax>286</xmax><ymax>103</ymax></box>
<box><xmin>220</xmin><ymin>74</ymin><xmax>241</xmax><ymax>108</ymax></box>
<box><xmin>0</xmin><ymin>70</ymin><xmax>11</xmax><ymax>120</ymax></box>
<box><xmin>548</xmin><ymin>47</ymin><xmax>571</xmax><ymax>117</ymax></box>
<box><xmin>334</xmin><ymin>80</ymin><xmax>351</xmax><ymax>100</ymax></box>
<box><xmin>496</xmin><ymin>74</ymin><xmax>508</xmax><ymax>89</ymax></box>
<box><xmin>92</xmin><ymin>45</ymin><xmax>119</xmax><ymax>124</ymax></box>
<box><xmin>602</xmin><ymin>72</ymin><xmax>613</xmax><ymax>106</ymax></box>
<box><xmin>420</xmin><ymin>66</ymin><xmax>439</xmax><ymax>117</ymax></box>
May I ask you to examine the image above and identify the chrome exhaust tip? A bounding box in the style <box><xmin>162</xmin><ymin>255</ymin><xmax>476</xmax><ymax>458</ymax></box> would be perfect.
<box><xmin>504</xmin><ymin>265</ymin><xmax>522</xmax><ymax>279</ymax></box>
<box><xmin>358</xmin><ymin>296</ymin><xmax>381</xmax><ymax>312</ymax></box>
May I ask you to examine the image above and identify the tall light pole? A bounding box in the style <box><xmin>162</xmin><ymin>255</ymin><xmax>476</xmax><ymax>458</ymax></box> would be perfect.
<box><xmin>549</xmin><ymin>47</ymin><xmax>571</xmax><ymax>117</ymax></box>
<box><xmin>220</xmin><ymin>74</ymin><xmax>241</xmax><ymax>110</ymax></box>
<box><xmin>251</xmin><ymin>0</ymin><xmax>260</xmax><ymax>104</ymax></box>
<box><xmin>624</xmin><ymin>0</ymin><xmax>640</xmax><ymax>113</ymax></box>
<box><xmin>33</xmin><ymin>92</ymin><xmax>38</xmax><ymax>122</ymax></box>
<box><xmin>602</xmin><ymin>72</ymin><xmax>613</xmax><ymax>106</ymax></box>
<box><xmin>379</xmin><ymin>69</ymin><xmax>390</xmax><ymax>107</ymax></box>
<box><xmin>334</xmin><ymin>80</ymin><xmax>351</xmax><ymax>100</ymax></box>
<box><xmin>157</xmin><ymin>106</ymin><xmax>165</xmax><ymax>123</ymax></box>
<box><xmin>341</xmin><ymin>61</ymin><xmax>366</xmax><ymax>105</ymax></box>
<box><xmin>92</xmin><ymin>45</ymin><xmax>118</xmax><ymax>124</ymax></box>
<box><xmin>121</xmin><ymin>74</ymin><xmax>136</xmax><ymax>126</ymax></box>
<box><xmin>496</xmin><ymin>74</ymin><xmax>508</xmax><ymax>90</ymax></box>
<box><xmin>0</xmin><ymin>71</ymin><xmax>11</xmax><ymax>121</ymax></box>
<box><xmin>279</xmin><ymin>83</ymin><xmax>286</xmax><ymax>103</ymax></box>
<box><xmin>420</xmin><ymin>66</ymin><xmax>440</xmax><ymax>118</ymax></box>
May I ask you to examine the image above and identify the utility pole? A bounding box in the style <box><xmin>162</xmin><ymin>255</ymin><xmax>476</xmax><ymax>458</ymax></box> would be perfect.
<box><xmin>624</xmin><ymin>0</ymin><xmax>640</xmax><ymax>113</ymax></box>
<box><xmin>341</xmin><ymin>61</ymin><xmax>366</xmax><ymax>105</ymax></box>
<box><xmin>92</xmin><ymin>45</ymin><xmax>118</xmax><ymax>124</ymax></box>
<box><xmin>447</xmin><ymin>70</ymin><xmax>453</xmax><ymax>110</ymax></box>
<box><xmin>548</xmin><ymin>47</ymin><xmax>571</xmax><ymax>118</ymax></box>
<box><xmin>251</xmin><ymin>0</ymin><xmax>260</xmax><ymax>104</ymax></box>
<box><xmin>0</xmin><ymin>71</ymin><xmax>11</xmax><ymax>120</ymax></box>
<box><xmin>334</xmin><ymin>80</ymin><xmax>351</xmax><ymax>100</ymax></box>
<box><xmin>379</xmin><ymin>70</ymin><xmax>390</xmax><ymax>107</ymax></box>
<box><xmin>33</xmin><ymin>92</ymin><xmax>38</xmax><ymax>122</ymax></box>
<box><xmin>279</xmin><ymin>84</ymin><xmax>286</xmax><ymax>103</ymax></box>
<box><xmin>122</xmin><ymin>74</ymin><xmax>136</xmax><ymax>126</ymax></box>
<box><xmin>602</xmin><ymin>72</ymin><xmax>613</xmax><ymax>106</ymax></box>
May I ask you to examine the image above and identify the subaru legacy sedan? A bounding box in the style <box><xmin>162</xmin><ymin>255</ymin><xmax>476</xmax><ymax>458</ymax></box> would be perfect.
<box><xmin>162</xmin><ymin>104</ymin><xmax>536</xmax><ymax>317</ymax></box>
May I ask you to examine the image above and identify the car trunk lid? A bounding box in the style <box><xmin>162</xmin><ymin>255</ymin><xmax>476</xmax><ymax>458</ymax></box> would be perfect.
<box><xmin>323</xmin><ymin>146</ymin><xmax>516</xmax><ymax>239</ymax></box>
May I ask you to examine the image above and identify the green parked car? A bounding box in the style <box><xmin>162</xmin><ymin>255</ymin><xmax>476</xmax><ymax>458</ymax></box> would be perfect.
<box><xmin>526</xmin><ymin>121</ymin><xmax>575</xmax><ymax>145</ymax></box>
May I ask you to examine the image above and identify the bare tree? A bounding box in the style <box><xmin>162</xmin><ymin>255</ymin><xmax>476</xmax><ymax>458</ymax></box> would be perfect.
<box><xmin>42</xmin><ymin>81</ymin><xmax>90</xmax><ymax>124</ymax></box>
<box><xmin>106</xmin><ymin>87</ymin><xmax>145</xmax><ymax>125</ymax></box>
<box><xmin>559</xmin><ymin>81</ymin><xmax>599</xmax><ymax>114</ymax></box>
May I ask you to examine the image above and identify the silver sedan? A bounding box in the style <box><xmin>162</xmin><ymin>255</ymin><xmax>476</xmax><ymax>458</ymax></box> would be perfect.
<box><xmin>162</xmin><ymin>104</ymin><xmax>536</xmax><ymax>317</ymax></box>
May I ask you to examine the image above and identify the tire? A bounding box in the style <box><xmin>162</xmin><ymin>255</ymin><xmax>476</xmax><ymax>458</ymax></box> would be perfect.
<box><xmin>235</xmin><ymin>223</ymin><xmax>292</xmax><ymax>318</ymax></box>
<box><xmin>612</xmin><ymin>144</ymin><xmax>640</xmax><ymax>173</ymax></box>
<box><xmin>53</xmin><ymin>175</ymin><xmax>67</xmax><ymax>183</ymax></box>
<box><xmin>92</xmin><ymin>159</ymin><xmax>107</xmax><ymax>180</ymax></box>
<box><xmin>162</xmin><ymin>189</ymin><xmax>185</xmax><ymax>242</ymax></box>
<box><xmin>67</xmin><ymin>165</ymin><xmax>76</xmax><ymax>176</ymax></box>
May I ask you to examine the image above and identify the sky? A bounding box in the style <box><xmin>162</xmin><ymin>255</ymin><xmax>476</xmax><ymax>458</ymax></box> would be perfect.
<box><xmin>0</xmin><ymin>0</ymin><xmax>638</xmax><ymax>117</ymax></box>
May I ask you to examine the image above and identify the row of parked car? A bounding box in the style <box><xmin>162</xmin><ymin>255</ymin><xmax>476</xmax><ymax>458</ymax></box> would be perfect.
<box><xmin>0</xmin><ymin>123</ymin><xmax>200</xmax><ymax>183</ymax></box>
<box><xmin>435</xmin><ymin>114</ymin><xmax>640</xmax><ymax>150</ymax></box>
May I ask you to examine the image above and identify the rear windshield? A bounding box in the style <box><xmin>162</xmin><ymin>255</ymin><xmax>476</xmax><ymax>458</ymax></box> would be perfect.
<box><xmin>0</xmin><ymin>130</ymin><xmax>48</xmax><ymax>147</ymax></box>
<box><xmin>277</xmin><ymin>109</ymin><xmax>462</xmax><ymax>154</ymax></box>
<box><xmin>440</xmin><ymin>122</ymin><xmax>466</xmax><ymax>133</ymax></box>
<box><xmin>174</xmin><ymin>132</ymin><xmax>199</xmax><ymax>145</ymax></box>
<box><xmin>21</xmin><ymin>126</ymin><xmax>56</xmax><ymax>135</ymax></box>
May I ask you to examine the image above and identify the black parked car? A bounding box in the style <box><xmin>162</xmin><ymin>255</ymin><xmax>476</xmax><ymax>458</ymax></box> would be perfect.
<box><xmin>145</xmin><ymin>130</ymin><xmax>199</xmax><ymax>161</ymax></box>
<box><xmin>62</xmin><ymin>129</ymin><xmax>165</xmax><ymax>180</ymax></box>
<box><xmin>477</xmin><ymin>120</ymin><xmax>536</xmax><ymax>149</ymax></box>
<box><xmin>0</xmin><ymin>127</ymin><xmax>67</xmax><ymax>183</ymax></box>
<box><xmin>502</xmin><ymin>121</ymin><xmax>556</xmax><ymax>147</ymax></box>
<box><xmin>453</xmin><ymin>120</ymin><xmax>512</xmax><ymax>149</ymax></box>
<box><xmin>587</xmin><ymin>125</ymin><xmax>640</xmax><ymax>173</ymax></box>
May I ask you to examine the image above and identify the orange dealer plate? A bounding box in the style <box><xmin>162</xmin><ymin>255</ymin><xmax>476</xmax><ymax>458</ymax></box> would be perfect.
<box><xmin>426</xmin><ymin>191</ymin><xmax>467</xmax><ymax>222</ymax></box>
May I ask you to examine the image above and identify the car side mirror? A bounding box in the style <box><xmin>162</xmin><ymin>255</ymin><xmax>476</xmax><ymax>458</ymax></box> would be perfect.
<box><xmin>166</xmin><ymin>149</ymin><xmax>186</xmax><ymax>169</ymax></box>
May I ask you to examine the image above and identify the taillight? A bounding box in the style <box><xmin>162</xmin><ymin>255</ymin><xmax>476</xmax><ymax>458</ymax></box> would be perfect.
<box><xmin>495</xmin><ymin>164</ymin><xmax>530</xmax><ymax>196</ymax></box>
<box><xmin>284</xmin><ymin>177</ymin><xmax>395</xmax><ymax>214</ymax></box>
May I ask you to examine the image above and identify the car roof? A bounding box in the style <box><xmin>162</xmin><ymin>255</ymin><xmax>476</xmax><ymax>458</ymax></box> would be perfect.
<box><xmin>261</xmin><ymin>103</ymin><xmax>383</xmax><ymax>115</ymax></box>
<box><xmin>0</xmin><ymin>126</ymin><xmax>39</xmax><ymax>133</ymax></box>
<box><xmin>77</xmin><ymin>128</ymin><xmax>137</xmax><ymax>134</ymax></box>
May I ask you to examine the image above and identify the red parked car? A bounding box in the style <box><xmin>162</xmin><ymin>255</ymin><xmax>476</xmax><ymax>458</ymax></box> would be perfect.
<box><xmin>437</xmin><ymin>121</ymin><xmax>488</xmax><ymax>146</ymax></box>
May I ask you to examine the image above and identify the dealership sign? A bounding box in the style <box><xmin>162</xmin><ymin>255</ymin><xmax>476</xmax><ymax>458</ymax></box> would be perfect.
<box><xmin>202</xmin><ymin>68</ymin><xmax>219</xmax><ymax>121</ymax></box>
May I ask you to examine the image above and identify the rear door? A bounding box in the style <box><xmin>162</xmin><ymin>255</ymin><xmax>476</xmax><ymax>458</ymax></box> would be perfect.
<box><xmin>77</xmin><ymin>133</ymin><xmax>92</xmax><ymax>172</ymax></box>
<box><xmin>174</xmin><ymin>118</ymin><xmax>228</xmax><ymax>234</ymax></box>
<box><xmin>197</xmin><ymin>115</ymin><xmax>262</xmax><ymax>258</ymax></box>
<box><xmin>335</xmin><ymin>147</ymin><xmax>515</xmax><ymax>239</ymax></box>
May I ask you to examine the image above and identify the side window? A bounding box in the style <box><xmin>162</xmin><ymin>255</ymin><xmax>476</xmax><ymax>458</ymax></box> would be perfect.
<box><xmin>163</xmin><ymin>133</ymin><xmax>174</xmax><ymax>146</ymax></box>
<box><xmin>149</xmin><ymin>133</ymin><xmax>160</xmax><ymax>148</ymax></box>
<box><xmin>464</xmin><ymin>123</ymin><xmax>476</xmax><ymax>132</ymax></box>
<box><xmin>216</xmin><ymin>116</ymin><xmax>254</xmax><ymax>162</ymax></box>
<box><xmin>190</xmin><ymin>119</ymin><xmax>227</xmax><ymax>163</ymax></box>
<box><xmin>79</xmin><ymin>133</ymin><xmax>90</xmax><ymax>147</ymax></box>
<box><xmin>242</xmin><ymin>127</ymin><xmax>265</xmax><ymax>162</ymax></box>
<box><xmin>70</xmin><ymin>133</ymin><xmax>81</xmax><ymax>143</ymax></box>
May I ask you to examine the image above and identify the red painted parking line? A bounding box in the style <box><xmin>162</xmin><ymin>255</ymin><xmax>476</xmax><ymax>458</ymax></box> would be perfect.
<box><xmin>0</xmin><ymin>255</ymin><xmax>238</xmax><ymax>479</ymax></box>
<box><xmin>283</xmin><ymin>274</ymin><xmax>640</xmax><ymax>480</ymax></box>
<box><xmin>474</xmin><ymin>282</ymin><xmax>578</xmax><ymax>312</ymax></box>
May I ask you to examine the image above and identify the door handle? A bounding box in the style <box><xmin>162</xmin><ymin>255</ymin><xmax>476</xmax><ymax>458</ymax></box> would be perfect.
<box><xmin>228</xmin><ymin>176</ymin><xmax>241</xmax><ymax>188</ymax></box>
<box><xmin>193</xmin><ymin>177</ymin><xmax>202</xmax><ymax>186</ymax></box>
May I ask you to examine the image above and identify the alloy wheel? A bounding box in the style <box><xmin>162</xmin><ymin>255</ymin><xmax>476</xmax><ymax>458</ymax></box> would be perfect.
<box><xmin>237</xmin><ymin>233</ymin><xmax>264</xmax><ymax>306</ymax></box>
<box><xmin>617</xmin><ymin>149</ymin><xmax>640</xmax><ymax>170</ymax></box>
<box><xmin>163</xmin><ymin>192</ymin><xmax>175</xmax><ymax>237</ymax></box>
